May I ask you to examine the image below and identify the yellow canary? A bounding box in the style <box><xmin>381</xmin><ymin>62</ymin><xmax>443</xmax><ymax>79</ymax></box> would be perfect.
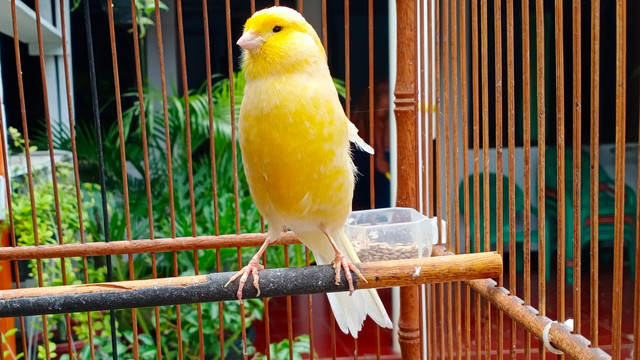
<box><xmin>227</xmin><ymin>6</ymin><xmax>392</xmax><ymax>337</ymax></box>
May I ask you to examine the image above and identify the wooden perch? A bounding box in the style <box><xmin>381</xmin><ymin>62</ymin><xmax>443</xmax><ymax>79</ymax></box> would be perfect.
<box><xmin>0</xmin><ymin>233</ymin><xmax>301</xmax><ymax>261</ymax></box>
<box><xmin>431</xmin><ymin>245</ymin><xmax>610</xmax><ymax>360</ymax></box>
<box><xmin>0</xmin><ymin>252</ymin><xmax>501</xmax><ymax>317</ymax></box>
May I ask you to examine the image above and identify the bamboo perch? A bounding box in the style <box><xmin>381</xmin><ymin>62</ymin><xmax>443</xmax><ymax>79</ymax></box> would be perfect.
<box><xmin>0</xmin><ymin>252</ymin><xmax>501</xmax><ymax>318</ymax></box>
<box><xmin>430</xmin><ymin>246</ymin><xmax>610</xmax><ymax>360</ymax></box>
<box><xmin>0</xmin><ymin>233</ymin><xmax>301</xmax><ymax>261</ymax></box>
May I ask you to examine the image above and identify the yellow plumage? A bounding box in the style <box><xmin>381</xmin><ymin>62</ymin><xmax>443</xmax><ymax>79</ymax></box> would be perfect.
<box><xmin>229</xmin><ymin>6</ymin><xmax>391</xmax><ymax>337</ymax></box>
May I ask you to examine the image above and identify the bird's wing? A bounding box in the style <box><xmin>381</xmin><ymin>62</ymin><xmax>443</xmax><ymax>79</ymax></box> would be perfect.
<box><xmin>348</xmin><ymin>120</ymin><xmax>374</xmax><ymax>154</ymax></box>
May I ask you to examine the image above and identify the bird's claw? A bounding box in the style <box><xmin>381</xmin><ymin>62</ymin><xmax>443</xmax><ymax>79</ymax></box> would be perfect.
<box><xmin>332</xmin><ymin>252</ymin><xmax>367</xmax><ymax>295</ymax></box>
<box><xmin>224</xmin><ymin>258</ymin><xmax>264</xmax><ymax>299</ymax></box>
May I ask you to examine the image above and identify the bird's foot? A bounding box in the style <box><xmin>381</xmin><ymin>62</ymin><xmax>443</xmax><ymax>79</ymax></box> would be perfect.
<box><xmin>332</xmin><ymin>251</ymin><xmax>367</xmax><ymax>295</ymax></box>
<box><xmin>224</xmin><ymin>258</ymin><xmax>264</xmax><ymax>299</ymax></box>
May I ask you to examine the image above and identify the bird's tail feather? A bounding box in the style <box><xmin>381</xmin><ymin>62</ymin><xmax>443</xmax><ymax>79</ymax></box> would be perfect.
<box><xmin>326</xmin><ymin>289</ymin><xmax>393</xmax><ymax>338</ymax></box>
<box><xmin>297</xmin><ymin>230</ymin><xmax>393</xmax><ymax>337</ymax></box>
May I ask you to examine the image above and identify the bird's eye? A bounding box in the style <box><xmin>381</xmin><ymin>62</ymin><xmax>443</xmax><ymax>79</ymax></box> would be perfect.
<box><xmin>272</xmin><ymin>26</ymin><xmax>282</xmax><ymax>33</ymax></box>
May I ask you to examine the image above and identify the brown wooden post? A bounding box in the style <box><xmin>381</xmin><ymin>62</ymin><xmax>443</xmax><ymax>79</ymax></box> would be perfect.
<box><xmin>394</xmin><ymin>0</ymin><xmax>420</xmax><ymax>359</ymax></box>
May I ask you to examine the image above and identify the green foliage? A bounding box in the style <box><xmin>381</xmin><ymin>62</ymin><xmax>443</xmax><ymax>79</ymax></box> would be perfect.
<box><xmin>2</xmin><ymin>327</ymin><xmax>23</xmax><ymax>359</ymax></box>
<box><xmin>8</xmin><ymin>131</ymin><xmax>114</xmax><ymax>358</ymax></box>
<box><xmin>73</xmin><ymin>312</ymin><xmax>126</xmax><ymax>359</ymax></box>
<box><xmin>133</xmin><ymin>0</ymin><xmax>169</xmax><ymax>38</ymax></box>
<box><xmin>8</xmin><ymin>127</ymin><xmax>36</xmax><ymax>154</ymax></box>
<box><xmin>8</xmin><ymin>139</ymin><xmax>108</xmax><ymax>288</ymax></box>
<box><xmin>125</xmin><ymin>299</ymin><xmax>265</xmax><ymax>360</ymax></box>
<box><xmin>252</xmin><ymin>335</ymin><xmax>312</xmax><ymax>360</ymax></box>
<box><xmin>37</xmin><ymin>341</ymin><xmax>56</xmax><ymax>360</ymax></box>
<box><xmin>70</xmin><ymin>0</ymin><xmax>168</xmax><ymax>40</ymax></box>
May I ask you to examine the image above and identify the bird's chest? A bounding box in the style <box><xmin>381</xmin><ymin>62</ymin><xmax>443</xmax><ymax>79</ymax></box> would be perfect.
<box><xmin>238</xmin><ymin>78</ymin><xmax>352</xmax><ymax>219</ymax></box>
<box><xmin>239</xmin><ymin>77</ymin><xmax>344</xmax><ymax>166</ymax></box>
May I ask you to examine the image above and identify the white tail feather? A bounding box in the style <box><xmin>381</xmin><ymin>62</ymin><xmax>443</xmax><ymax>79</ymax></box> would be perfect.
<box><xmin>326</xmin><ymin>289</ymin><xmax>392</xmax><ymax>338</ymax></box>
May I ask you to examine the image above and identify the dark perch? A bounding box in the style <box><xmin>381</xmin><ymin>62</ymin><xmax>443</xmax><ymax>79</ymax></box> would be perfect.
<box><xmin>0</xmin><ymin>252</ymin><xmax>502</xmax><ymax>318</ymax></box>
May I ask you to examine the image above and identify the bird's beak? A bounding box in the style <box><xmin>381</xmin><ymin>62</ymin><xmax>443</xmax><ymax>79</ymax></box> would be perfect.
<box><xmin>237</xmin><ymin>30</ymin><xmax>262</xmax><ymax>51</ymax></box>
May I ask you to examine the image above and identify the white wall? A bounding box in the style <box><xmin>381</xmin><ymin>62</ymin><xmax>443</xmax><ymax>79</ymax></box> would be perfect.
<box><xmin>146</xmin><ymin>0</ymin><xmax>178</xmax><ymax>96</ymax></box>
<box><xmin>0</xmin><ymin>0</ymin><xmax>73</xmax><ymax>170</ymax></box>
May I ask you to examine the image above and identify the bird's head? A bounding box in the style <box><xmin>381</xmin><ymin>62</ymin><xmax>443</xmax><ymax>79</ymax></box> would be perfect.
<box><xmin>237</xmin><ymin>6</ymin><xmax>327</xmax><ymax>79</ymax></box>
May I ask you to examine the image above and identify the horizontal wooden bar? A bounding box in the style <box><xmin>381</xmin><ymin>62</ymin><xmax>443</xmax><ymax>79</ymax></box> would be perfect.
<box><xmin>0</xmin><ymin>252</ymin><xmax>501</xmax><ymax>317</ymax></box>
<box><xmin>431</xmin><ymin>245</ymin><xmax>610</xmax><ymax>360</ymax></box>
<box><xmin>0</xmin><ymin>232</ymin><xmax>301</xmax><ymax>261</ymax></box>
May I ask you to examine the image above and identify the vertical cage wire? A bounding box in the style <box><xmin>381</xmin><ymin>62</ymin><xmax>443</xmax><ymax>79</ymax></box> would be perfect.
<box><xmin>571</xmin><ymin>0</ymin><xmax>583</xmax><ymax>339</ymax></box>
<box><xmin>449</xmin><ymin>0</ymin><xmax>463</xmax><ymax>357</ymax></box>
<box><xmin>37</xmin><ymin>0</ymin><xmax>77</xmax><ymax>353</ymax></box>
<box><xmin>154</xmin><ymin>0</ymin><xmax>185</xmax><ymax>356</ymax></box>
<box><xmin>535</xmin><ymin>0</ymin><xmax>547</xmax><ymax>358</ymax></box>
<box><xmin>129</xmin><ymin>0</ymin><xmax>163</xmax><ymax>355</ymax></box>
<box><xmin>421</xmin><ymin>2</ymin><xmax>436</xmax><ymax>359</ymax></box>
<box><xmin>472</xmin><ymin>0</ymin><xmax>483</xmax><ymax>358</ymax></box>
<box><xmin>0</xmin><ymin>51</ymin><xmax>29</xmax><ymax>360</ymax></box>
<box><xmin>480</xmin><ymin>0</ymin><xmax>493</xmax><ymax>357</ymax></box>
<box><xmin>11</xmin><ymin>0</ymin><xmax>53</xmax><ymax>357</ymax></box>
<box><xmin>441</xmin><ymin>1</ymin><xmax>455</xmax><ymax>358</ymax></box>
<box><xmin>105</xmin><ymin>1</ymin><xmax>140</xmax><ymax>358</ymax></box>
<box><xmin>66</xmin><ymin>0</ymin><xmax>96</xmax><ymax>356</ymax></box>
<box><xmin>433</xmin><ymin>2</ymin><xmax>443</xmax><ymax>359</ymax></box>
<box><xmin>418</xmin><ymin>3</ymin><xmax>428</xmax><ymax>359</ymax></box>
<box><xmin>521</xmin><ymin>0</ymin><xmax>532</xmax><ymax>358</ymax></box>
<box><xmin>223</xmin><ymin>1</ymin><xmax>248</xmax><ymax>358</ymax></box>
<box><xmin>366</xmin><ymin>0</ymin><xmax>384</xmax><ymax>357</ymax></box>
<box><xmin>201</xmin><ymin>0</ymin><xmax>225</xmax><ymax>356</ymax></box>
<box><xmin>589</xmin><ymin>0</ymin><xmax>601</xmax><ymax>350</ymax></box>
<box><xmin>611</xmin><ymin>1</ymin><xmax>627</xmax><ymax>357</ymax></box>
<box><xmin>494</xmin><ymin>0</ymin><xmax>505</xmax><ymax>357</ymax></box>
<box><xmin>506</xmin><ymin>0</ymin><xmax>518</xmax><ymax>356</ymax></box>
<box><xmin>458</xmin><ymin>0</ymin><xmax>472</xmax><ymax>357</ymax></box>
<box><xmin>368</xmin><ymin>0</ymin><xmax>375</xmax><ymax>212</ymax></box>
<box><xmin>175</xmin><ymin>0</ymin><xmax>206</xmax><ymax>354</ymax></box>
<box><xmin>554</xmin><ymin>1</ymin><xmax>568</xmax><ymax>343</ymax></box>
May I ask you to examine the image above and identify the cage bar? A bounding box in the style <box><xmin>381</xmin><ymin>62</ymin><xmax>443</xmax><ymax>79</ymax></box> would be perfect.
<box><xmin>521</xmin><ymin>0</ymin><xmax>532</xmax><ymax>358</ymax></box>
<box><xmin>571</xmin><ymin>0</ymin><xmax>582</xmax><ymax>337</ymax></box>
<box><xmin>611</xmin><ymin>1</ymin><xmax>627</xmax><ymax>358</ymax></box>
<box><xmin>535</xmin><ymin>0</ymin><xmax>547</xmax><ymax>358</ymax></box>
<box><xmin>493</xmin><ymin>0</ymin><xmax>505</xmax><ymax>357</ymax></box>
<box><xmin>589</xmin><ymin>0</ymin><xmax>601</xmax><ymax>349</ymax></box>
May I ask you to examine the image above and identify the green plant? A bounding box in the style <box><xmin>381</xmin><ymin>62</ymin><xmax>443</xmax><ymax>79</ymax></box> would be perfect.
<box><xmin>8</xmin><ymin>127</ymin><xmax>36</xmax><ymax>155</ymax></box>
<box><xmin>73</xmin><ymin>311</ymin><xmax>125</xmax><ymax>359</ymax></box>
<box><xmin>70</xmin><ymin>0</ymin><xmax>168</xmax><ymax>40</ymax></box>
<box><xmin>251</xmin><ymin>335</ymin><xmax>312</xmax><ymax>360</ymax></box>
<box><xmin>9</xmin><ymin>153</ymin><xmax>107</xmax><ymax>285</ymax></box>
<box><xmin>1</xmin><ymin>328</ymin><xmax>23</xmax><ymax>359</ymax></box>
<box><xmin>132</xmin><ymin>0</ymin><xmax>169</xmax><ymax>38</ymax></box>
<box><xmin>9</xmin><ymin>129</ymin><xmax>114</xmax><ymax>359</ymax></box>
